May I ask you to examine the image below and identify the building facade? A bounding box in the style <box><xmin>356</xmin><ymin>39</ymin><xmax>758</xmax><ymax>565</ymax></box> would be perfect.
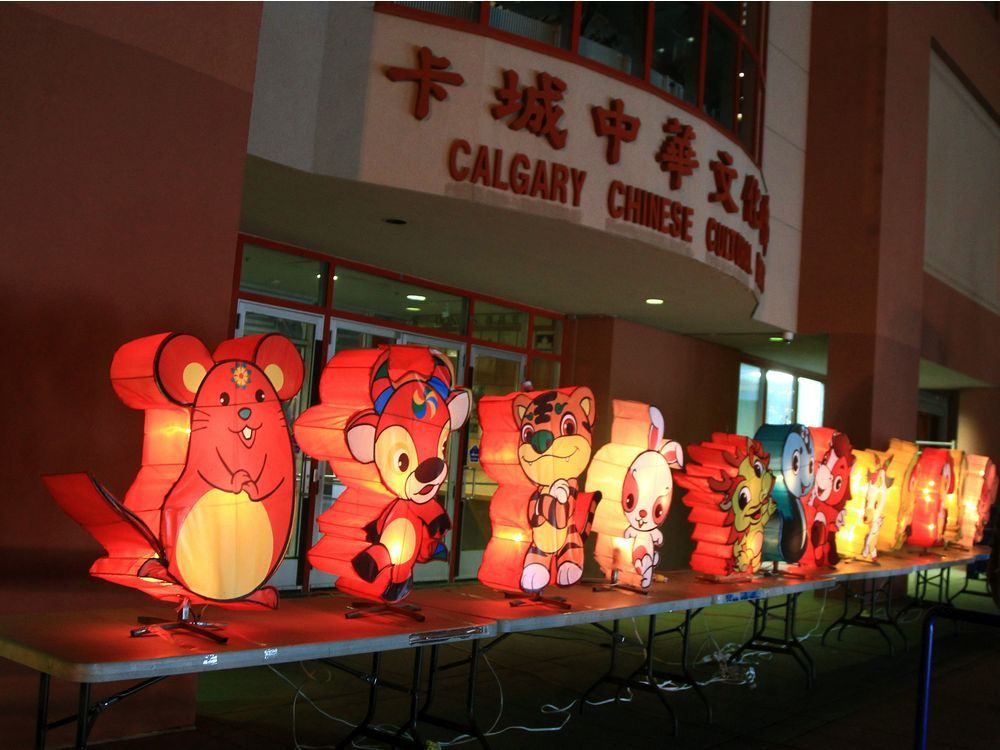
<box><xmin>2</xmin><ymin>2</ymin><xmax>998</xmax><ymax>744</ymax></box>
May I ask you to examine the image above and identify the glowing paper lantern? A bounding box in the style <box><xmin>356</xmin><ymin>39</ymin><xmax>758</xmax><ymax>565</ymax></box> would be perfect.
<box><xmin>837</xmin><ymin>450</ymin><xmax>882</xmax><ymax>561</ymax></box>
<box><xmin>44</xmin><ymin>333</ymin><xmax>304</xmax><ymax>608</ymax></box>
<box><xmin>877</xmin><ymin>439</ymin><xmax>920</xmax><ymax>551</ymax></box>
<box><xmin>295</xmin><ymin>346</ymin><xmax>470</xmax><ymax>604</ymax></box>
<box><xmin>907</xmin><ymin>447</ymin><xmax>954</xmax><ymax>548</ymax></box>
<box><xmin>477</xmin><ymin>387</ymin><xmax>601</xmax><ymax>595</ymax></box>
<box><xmin>943</xmin><ymin>449</ymin><xmax>967</xmax><ymax>543</ymax></box>
<box><xmin>588</xmin><ymin>401</ymin><xmax>683</xmax><ymax>588</ymax></box>
<box><xmin>800</xmin><ymin>427</ymin><xmax>855</xmax><ymax>567</ymax></box>
<box><xmin>958</xmin><ymin>455</ymin><xmax>998</xmax><ymax>547</ymax></box>
<box><xmin>675</xmin><ymin>434</ymin><xmax>776</xmax><ymax>577</ymax></box>
<box><xmin>754</xmin><ymin>424</ymin><xmax>813</xmax><ymax>564</ymax></box>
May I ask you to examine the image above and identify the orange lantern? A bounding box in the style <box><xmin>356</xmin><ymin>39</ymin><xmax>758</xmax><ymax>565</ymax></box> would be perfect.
<box><xmin>907</xmin><ymin>447</ymin><xmax>954</xmax><ymax>548</ymax></box>
<box><xmin>295</xmin><ymin>346</ymin><xmax>470</xmax><ymax>605</ymax></box>
<box><xmin>588</xmin><ymin>401</ymin><xmax>683</xmax><ymax>589</ymax></box>
<box><xmin>877</xmin><ymin>439</ymin><xmax>920</xmax><ymax>551</ymax></box>
<box><xmin>43</xmin><ymin>333</ymin><xmax>304</xmax><ymax>609</ymax></box>
<box><xmin>800</xmin><ymin>427</ymin><xmax>855</xmax><ymax>567</ymax></box>
<box><xmin>959</xmin><ymin>455</ymin><xmax>998</xmax><ymax>547</ymax></box>
<box><xmin>477</xmin><ymin>387</ymin><xmax>601</xmax><ymax>597</ymax></box>
<box><xmin>675</xmin><ymin>434</ymin><xmax>776</xmax><ymax>577</ymax></box>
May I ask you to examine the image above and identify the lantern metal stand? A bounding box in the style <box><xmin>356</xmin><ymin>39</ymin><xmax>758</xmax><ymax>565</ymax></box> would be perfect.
<box><xmin>130</xmin><ymin>598</ymin><xmax>228</xmax><ymax>644</ymax></box>
<box><xmin>591</xmin><ymin>569</ymin><xmax>651</xmax><ymax>596</ymax></box>
<box><xmin>503</xmin><ymin>591</ymin><xmax>572</xmax><ymax>610</ymax></box>
<box><xmin>345</xmin><ymin>600</ymin><xmax>426</xmax><ymax>623</ymax></box>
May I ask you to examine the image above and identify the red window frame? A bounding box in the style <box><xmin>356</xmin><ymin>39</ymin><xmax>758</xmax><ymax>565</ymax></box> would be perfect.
<box><xmin>375</xmin><ymin>1</ymin><xmax>768</xmax><ymax>164</ymax></box>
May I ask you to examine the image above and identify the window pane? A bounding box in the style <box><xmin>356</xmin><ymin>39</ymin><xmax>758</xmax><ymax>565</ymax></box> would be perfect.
<box><xmin>797</xmin><ymin>377</ymin><xmax>825</xmax><ymax>427</ymax></box>
<box><xmin>737</xmin><ymin>48</ymin><xmax>758</xmax><ymax>152</ymax></box>
<box><xmin>737</xmin><ymin>363</ymin><xmax>763</xmax><ymax>436</ymax></box>
<box><xmin>579</xmin><ymin>2</ymin><xmax>647</xmax><ymax>77</ymax></box>
<box><xmin>395</xmin><ymin>1</ymin><xmax>480</xmax><ymax>22</ymax></box>
<box><xmin>533</xmin><ymin>315</ymin><xmax>563</xmax><ymax>353</ymax></box>
<box><xmin>765</xmin><ymin>370</ymin><xmax>795</xmax><ymax>425</ymax></box>
<box><xmin>704</xmin><ymin>14</ymin><xmax>737</xmax><ymax>130</ymax></box>
<box><xmin>472</xmin><ymin>300</ymin><xmax>528</xmax><ymax>348</ymax></box>
<box><xmin>331</xmin><ymin>267</ymin><xmax>468</xmax><ymax>336</ymax></box>
<box><xmin>651</xmin><ymin>2</ymin><xmax>701</xmax><ymax>104</ymax></box>
<box><xmin>240</xmin><ymin>244</ymin><xmax>327</xmax><ymax>306</ymax></box>
<box><xmin>489</xmin><ymin>2</ymin><xmax>573</xmax><ymax>48</ymax></box>
<box><xmin>531</xmin><ymin>357</ymin><xmax>561</xmax><ymax>389</ymax></box>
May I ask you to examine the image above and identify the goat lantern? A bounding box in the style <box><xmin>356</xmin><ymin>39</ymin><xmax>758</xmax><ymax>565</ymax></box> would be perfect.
<box><xmin>44</xmin><ymin>333</ymin><xmax>304</xmax><ymax>610</ymax></box>
<box><xmin>588</xmin><ymin>401</ymin><xmax>683</xmax><ymax>589</ymax></box>
<box><xmin>799</xmin><ymin>427</ymin><xmax>855</xmax><ymax>568</ymax></box>
<box><xmin>907</xmin><ymin>447</ymin><xmax>954</xmax><ymax>548</ymax></box>
<box><xmin>959</xmin><ymin>455</ymin><xmax>998</xmax><ymax>547</ymax></box>
<box><xmin>838</xmin><ymin>450</ymin><xmax>892</xmax><ymax>561</ymax></box>
<box><xmin>876</xmin><ymin>439</ymin><xmax>920</xmax><ymax>551</ymax></box>
<box><xmin>676</xmin><ymin>434</ymin><xmax>776</xmax><ymax>578</ymax></box>
<box><xmin>295</xmin><ymin>346</ymin><xmax>470</xmax><ymax>606</ymax></box>
<box><xmin>477</xmin><ymin>387</ymin><xmax>601</xmax><ymax>600</ymax></box>
<box><xmin>754</xmin><ymin>424</ymin><xmax>812</xmax><ymax>565</ymax></box>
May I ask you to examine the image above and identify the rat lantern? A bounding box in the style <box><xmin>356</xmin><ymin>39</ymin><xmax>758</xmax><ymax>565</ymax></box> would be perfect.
<box><xmin>477</xmin><ymin>387</ymin><xmax>601</xmax><ymax>595</ymax></box>
<box><xmin>588</xmin><ymin>401</ymin><xmax>683</xmax><ymax>588</ymax></box>
<box><xmin>44</xmin><ymin>333</ymin><xmax>304</xmax><ymax>608</ymax></box>
<box><xmin>295</xmin><ymin>346</ymin><xmax>470</xmax><ymax>603</ymax></box>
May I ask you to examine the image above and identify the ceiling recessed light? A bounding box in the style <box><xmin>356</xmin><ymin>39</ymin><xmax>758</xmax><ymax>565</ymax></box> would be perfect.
<box><xmin>406</xmin><ymin>294</ymin><xmax>426</xmax><ymax>302</ymax></box>
<box><xmin>769</xmin><ymin>336</ymin><xmax>785</xmax><ymax>343</ymax></box>
<box><xmin>385</xmin><ymin>218</ymin><xmax>407</xmax><ymax>225</ymax></box>
<box><xmin>738</xmin><ymin>71</ymin><xmax>745</xmax><ymax>78</ymax></box>
<box><xmin>406</xmin><ymin>307</ymin><xmax>421</xmax><ymax>312</ymax></box>
<box><xmin>645</xmin><ymin>298</ymin><xmax>664</xmax><ymax>305</ymax></box>
<box><xmin>315</xmin><ymin>273</ymin><xmax>322</xmax><ymax>279</ymax></box>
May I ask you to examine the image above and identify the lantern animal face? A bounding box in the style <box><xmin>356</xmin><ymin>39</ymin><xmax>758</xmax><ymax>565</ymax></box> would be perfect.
<box><xmin>347</xmin><ymin>379</ymin><xmax>461</xmax><ymax>504</ymax></box>
<box><xmin>803</xmin><ymin>429</ymin><xmax>855</xmax><ymax>567</ymax></box>
<box><xmin>43</xmin><ymin>333</ymin><xmax>304</xmax><ymax>608</ymax></box>
<box><xmin>513</xmin><ymin>389</ymin><xmax>594</xmax><ymax>485</ymax></box>
<box><xmin>622</xmin><ymin>449</ymin><xmax>676</xmax><ymax>533</ymax></box>
<box><xmin>728</xmin><ymin>449</ymin><xmax>775</xmax><ymax>535</ymax></box>
<box><xmin>861</xmin><ymin>456</ymin><xmax>893</xmax><ymax>559</ymax></box>
<box><xmin>781</xmin><ymin>427</ymin><xmax>816</xmax><ymax>500</ymax></box>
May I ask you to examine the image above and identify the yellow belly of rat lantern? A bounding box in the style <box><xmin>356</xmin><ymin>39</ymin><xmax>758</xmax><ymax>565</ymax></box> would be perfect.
<box><xmin>533</xmin><ymin>524</ymin><xmax>568</xmax><ymax>554</ymax></box>
<box><xmin>175</xmin><ymin>489</ymin><xmax>273</xmax><ymax>600</ymax></box>
<box><xmin>382</xmin><ymin>517</ymin><xmax>418</xmax><ymax>565</ymax></box>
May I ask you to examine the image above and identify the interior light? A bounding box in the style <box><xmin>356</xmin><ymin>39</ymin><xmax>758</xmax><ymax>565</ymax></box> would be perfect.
<box><xmin>407</xmin><ymin>294</ymin><xmax>426</xmax><ymax>302</ymax></box>
<box><xmin>645</xmin><ymin>298</ymin><xmax>664</xmax><ymax>305</ymax></box>
<box><xmin>315</xmin><ymin>273</ymin><xmax>322</xmax><ymax>279</ymax></box>
<box><xmin>769</xmin><ymin>336</ymin><xmax>784</xmax><ymax>343</ymax></box>
<box><xmin>406</xmin><ymin>307</ymin><xmax>421</xmax><ymax>312</ymax></box>
<box><xmin>737</xmin><ymin>113</ymin><xmax>743</xmax><ymax>120</ymax></box>
<box><xmin>686</xmin><ymin>36</ymin><xmax>695</xmax><ymax>42</ymax></box>
<box><xmin>333</xmin><ymin>275</ymin><xmax>338</xmax><ymax>281</ymax></box>
<box><xmin>657</xmin><ymin>47</ymin><xmax>665</xmax><ymax>53</ymax></box>
<box><xmin>739</xmin><ymin>71</ymin><xmax>745</xmax><ymax>78</ymax></box>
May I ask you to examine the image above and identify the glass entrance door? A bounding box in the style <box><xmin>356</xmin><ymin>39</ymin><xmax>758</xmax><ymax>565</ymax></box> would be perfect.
<box><xmin>309</xmin><ymin>319</ymin><xmax>468</xmax><ymax>587</ymax></box>
<box><xmin>457</xmin><ymin>346</ymin><xmax>526</xmax><ymax>579</ymax></box>
<box><xmin>235</xmin><ymin>300</ymin><xmax>324</xmax><ymax>589</ymax></box>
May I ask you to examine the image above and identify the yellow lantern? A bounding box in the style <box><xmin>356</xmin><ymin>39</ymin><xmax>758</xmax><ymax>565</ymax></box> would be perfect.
<box><xmin>840</xmin><ymin>450</ymin><xmax>891</xmax><ymax>561</ymax></box>
<box><xmin>959</xmin><ymin>455</ymin><xmax>998</xmax><ymax>547</ymax></box>
<box><xmin>588</xmin><ymin>401</ymin><xmax>683</xmax><ymax>589</ymax></box>
<box><xmin>943</xmin><ymin>449</ymin><xmax>967</xmax><ymax>543</ymax></box>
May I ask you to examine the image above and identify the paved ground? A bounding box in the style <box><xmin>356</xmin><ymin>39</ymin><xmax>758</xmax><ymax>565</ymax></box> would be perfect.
<box><xmin>46</xmin><ymin>572</ymin><xmax>1000</xmax><ymax>749</ymax></box>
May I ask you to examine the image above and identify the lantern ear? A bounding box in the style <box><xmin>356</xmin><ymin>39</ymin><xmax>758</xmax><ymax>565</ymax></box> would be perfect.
<box><xmin>346</xmin><ymin>411</ymin><xmax>379</xmax><ymax>464</ymax></box>
<box><xmin>885</xmin><ymin>475</ymin><xmax>895</xmax><ymax>489</ymax></box>
<box><xmin>577</xmin><ymin>388</ymin><xmax>594</xmax><ymax>420</ymax></box>
<box><xmin>513</xmin><ymin>393</ymin><xmax>533</xmax><ymax>424</ymax></box>
<box><xmin>648</xmin><ymin>406</ymin><xmax>665</xmax><ymax>450</ymax></box>
<box><xmin>660</xmin><ymin>440</ymin><xmax>684</xmax><ymax>470</ymax></box>
<box><xmin>447</xmin><ymin>389</ymin><xmax>471</xmax><ymax>430</ymax></box>
<box><xmin>254</xmin><ymin>334</ymin><xmax>304</xmax><ymax>401</ymax></box>
<box><xmin>155</xmin><ymin>334</ymin><xmax>214</xmax><ymax>406</ymax></box>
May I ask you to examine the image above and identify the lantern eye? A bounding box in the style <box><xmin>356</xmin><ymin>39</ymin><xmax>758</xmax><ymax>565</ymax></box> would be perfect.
<box><xmin>652</xmin><ymin>499</ymin><xmax>667</xmax><ymax>524</ymax></box>
<box><xmin>808</xmin><ymin>457</ymin><xmax>815</xmax><ymax>476</ymax></box>
<box><xmin>737</xmin><ymin>486</ymin><xmax>751</xmax><ymax>511</ymax></box>
<box><xmin>753</xmin><ymin>459</ymin><xmax>764</xmax><ymax>478</ymax></box>
<box><xmin>791</xmin><ymin>450</ymin><xmax>800</xmax><ymax>475</ymax></box>
<box><xmin>254</xmin><ymin>389</ymin><xmax>267</xmax><ymax>403</ymax></box>
<box><xmin>560</xmin><ymin>413</ymin><xmax>577</xmax><ymax>436</ymax></box>
<box><xmin>219</xmin><ymin>392</ymin><xmax>230</xmax><ymax>406</ymax></box>
<box><xmin>623</xmin><ymin>493</ymin><xmax>637</xmax><ymax>512</ymax></box>
<box><xmin>833</xmin><ymin>476</ymin><xmax>843</xmax><ymax>493</ymax></box>
<box><xmin>520</xmin><ymin>424</ymin><xmax>534</xmax><ymax>444</ymax></box>
<box><xmin>396</xmin><ymin>452</ymin><xmax>410</xmax><ymax>472</ymax></box>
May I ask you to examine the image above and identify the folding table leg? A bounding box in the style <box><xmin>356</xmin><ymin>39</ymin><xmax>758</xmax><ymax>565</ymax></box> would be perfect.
<box><xmin>75</xmin><ymin>683</ymin><xmax>91</xmax><ymax>750</ymax></box>
<box><xmin>35</xmin><ymin>673</ymin><xmax>50</xmax><ymax>750</ymax></box>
